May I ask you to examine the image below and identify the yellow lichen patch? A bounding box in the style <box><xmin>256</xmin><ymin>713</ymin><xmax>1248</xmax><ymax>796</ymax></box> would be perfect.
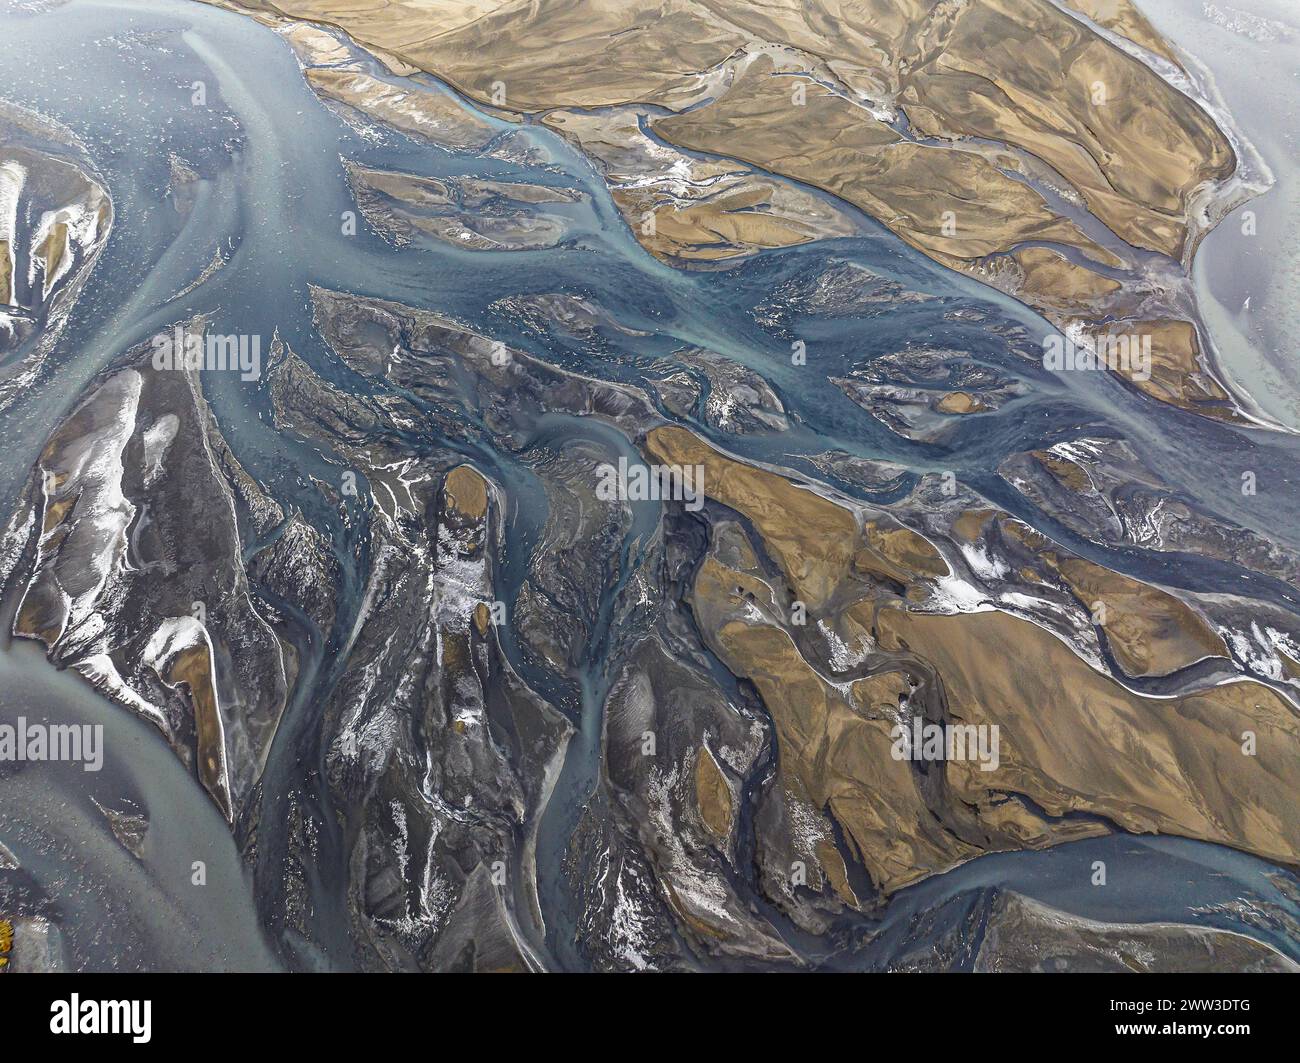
<box><xmin>1277</xmin><ymin>648</ymin><xmax>1300</xmax><ymax>684</ymax></box>
<box><xmin>898</xmin><ymin>0</ymin><xmax>1232</xmax><ymax>257</ymax></box>
<box><xmin>860</xmin><ymin>518</ymin><xmax>949</xmax><ymax>581</ymax></box>
<box><xmin>42</xmin><ymin>493</ymin><xmax>77</xmax><ymax>534</ymax></box>
<box><xmin>996</xmin><ymin>513</ymin><xmax>1226</xmax><ymax>677</ymax></box>
<box><xmin>276</xmin><ymin>19</ymin><xmax>354</xmax><ymax>64</ymax></box>
<box><xmin>647</xmin><ymin>427</ymin><xmax>950</xmax><ymax>607</ymax></box>
<box><xmin>441</xmin><ymin>630</ymin><xmax>470</xmax><ymax>673</ymax></box>
<box><xmin>1114</xmin><ymin>319</ymin><xmax>1240</xmax><ymax>420</ymax></box>
<box><xmin>473</xmin><ymin>601</ymin><xmax>491</xmax><ymax>636</ymax></box>
<box><xmin>952</xmin><ymin>509</ymin><xmax>997</xmax><ymax>542</ymax></box>
<box><xmin>655</xmin><ymin>58</ymin><xmax>1111</xmax><ymax>265</ymax></box>
<box><xmin>540</xmin><ymin>106</ymin><xmax>856</xmax><ymax>262</ymax></box>
<box><xmin>442</xmin><ymin>464</ymin><xmax>489</xmax><ymax>523</ymax></box>
<box><xmin>685</xmin><ymin>450</ymin><xmax>1295</xmax><ymax>895</ymax></box>
<box><xmin>704</xmin><ymin>612</ymin><xmax>982</xmax><ymax>892</ymax></box>
<box><xmin>934</xmin><ymin>391</ymin><xmax>987</xmax><ymax>415</ymax></box>
<box><xmin>304</xmin><ymin>67</ymin><xmax>495</xmax><ymax>149</ymax></box>
<box><xmin>0</xmin><ymin>238</ymin><xmax>11</xmax><ymax>305</ymax></box>
<box><xmin>645</xmin><ymin>425</ymin><xmax>859</xmax><ymax>609</ymax></box>
<box><xmin>692</xmin><ymin>548</ymin><xmax>986</xmax><ymax>892</ymax></box>
<box><xmin>38</xmin><ymin>221</ymin><xmax>69</xmax><ymax>295</ymax></box>
<box><xmin>875</xmin><ymin>605</ymin><xmax>1300</xmax><ymax>868</ymax></box>
<box><xmin>169</xmin><ymin>643</ymin><xmax>232</xmax><ymax>821</ymax></box>
<box><xmin>1010</xmin><ymin>247</ymin><xmax>1122</xmax><ymax>312</ymax></box>
<box><xmin>642</xmin><ymin>192</ymin><xmax>814</xmax><ymax>259</ymax></box>
<box><xmin>0</xmin><ymin>918</ymin><xmax>12</xmax><ymax>969</ymax></box>
<box><xmin>1030</xmin><ymin>450</ymin><xmax>1093</xmax><ymax>494</ymax></box>
<box><xmin>13</xmin><ymin>592</ymin><xmax>63</xmax><ymax>647</ymax></box>
<box><xmin>1054</xmin><ymin>555</ymin><xmax>1228</xmax><ymax>677</ymax></box>
<box><xmin>1063</xmin><ymin>0</ymin><xmax>1182</xmax><ymax>67</ymax></box>
<box><xmin>814</xmin><ymin>839</ymin><xmax>859</xmax><ymax>908</ymax></box>
<box><xmin>846</xmin><ymin>670</ymin><xmax>911</xmax><ymax>717</ymax></box>
<box><xmin>694</xmin><ymin>744</ymin><xmax>732</xmax><ymax>838</ymax></box>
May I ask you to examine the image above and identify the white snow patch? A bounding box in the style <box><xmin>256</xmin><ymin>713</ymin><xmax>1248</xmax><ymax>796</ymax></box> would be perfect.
<box><xmin>141</xmin><ymin>414</ymin><xmax>179</xmax><ymax>487</ymax></box>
